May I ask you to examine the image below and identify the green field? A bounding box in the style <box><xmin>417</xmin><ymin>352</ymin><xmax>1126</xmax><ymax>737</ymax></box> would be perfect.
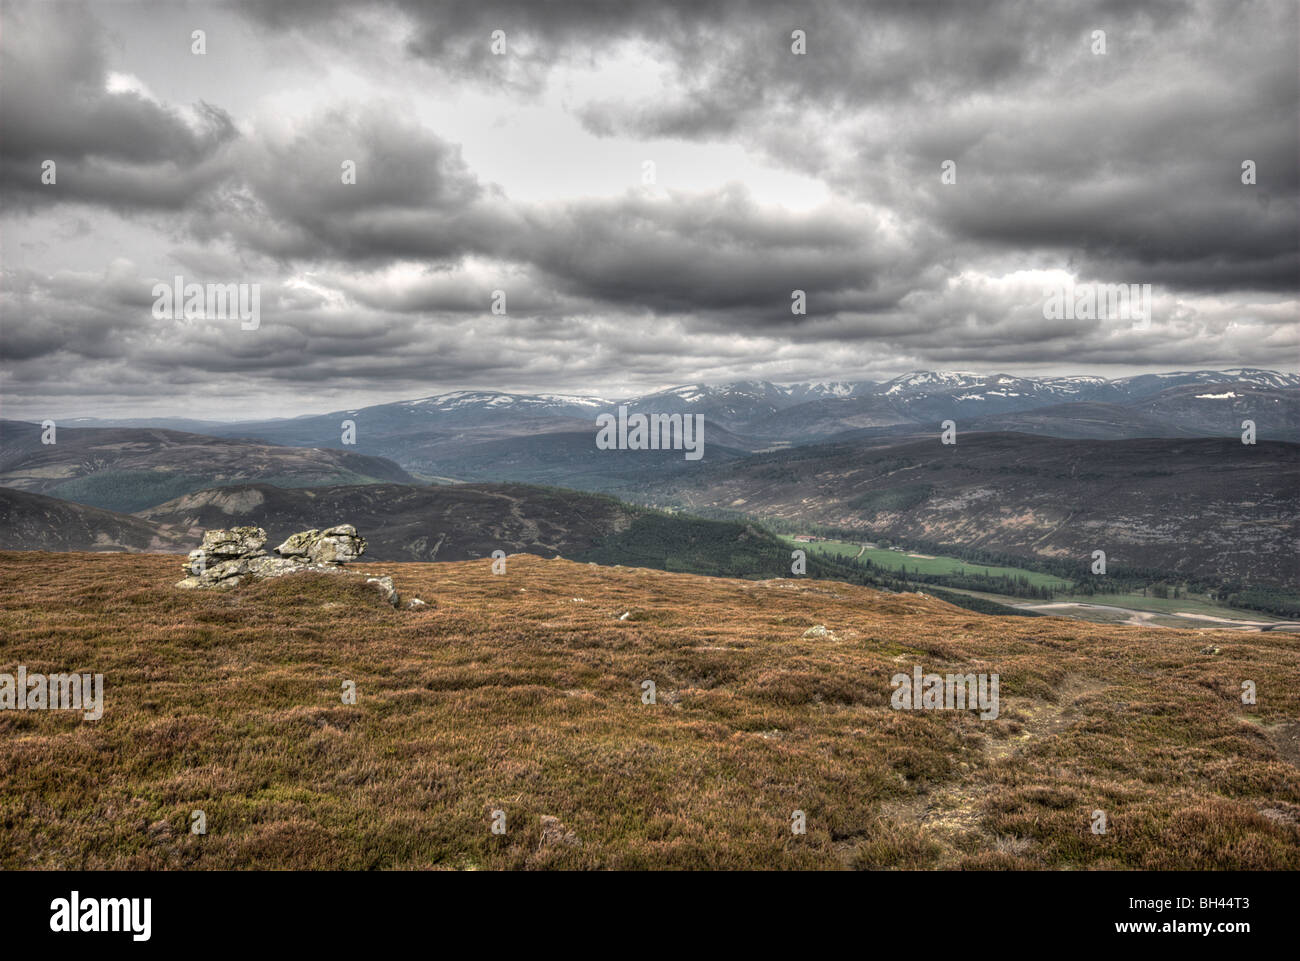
<box><xmin>781</xmin><ymin>536</ymin><xmax>1070</xmax><ymax>589</ymax></box>
<box><xmin>781</xmin><ymin>536</ymin><xmax>1294</xmax><ymax>626</ymax></box>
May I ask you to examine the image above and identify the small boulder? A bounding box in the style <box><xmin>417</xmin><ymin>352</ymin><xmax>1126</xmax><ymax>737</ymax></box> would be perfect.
<box><xmin>365</xmin><ymin>575</ymin><xmax>399</xmax><ymax>608</ymax></box>
<box><xmin>802</xmin><ymin>625</ymin><xmax>836</xmax><ymax>639</ymax></box>
<box><xmin>538</xmin><ymin>815</ymin><xmax>580</xmax><ymax>849</ymax></box>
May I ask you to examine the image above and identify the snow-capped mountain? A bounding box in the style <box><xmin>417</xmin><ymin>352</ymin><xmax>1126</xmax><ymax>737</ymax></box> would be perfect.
<box><xmin>879</xmin><ymin>371</ymin><xmax>989</xmax><ymax>396</ymax></box>
<box><xmin>1112</xmin><ymin>369</ymin><xmax>1300</xmax><ymax>397</ymax></box>
<box><xmin>398</xmin><ymin>390</ymin><xmax>614</xmax><ymax>420</ymax></box>
<box><xmin>79</xmin><ymin>369</ymin><xmax>1297</xmax><ymax>459</ymax></box>
<box><xmin>782</xmin><ymin>380</ymin><xmax>875</xmax><ymax>403</ymax></box>
<box><xmin>740</xmin><ymin>369</ymin><xmax>1298</xmax><ymax>439</ymax></box>
<box><xmin>879</xmin><ymin>371</ymin><xmax>1113</xmax><ymax>404</ymax></box>
<box><xmin>624</xmin><ymin>381</ymin><xmax>794</xmax><ymax>432</ymax></box>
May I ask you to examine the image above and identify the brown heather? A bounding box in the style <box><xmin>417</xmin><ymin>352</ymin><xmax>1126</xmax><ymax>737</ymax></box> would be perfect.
<box><xmin>1</xmin><ymin>550</ymin><xmax>1297</xmax><ymax>870</ymax></box>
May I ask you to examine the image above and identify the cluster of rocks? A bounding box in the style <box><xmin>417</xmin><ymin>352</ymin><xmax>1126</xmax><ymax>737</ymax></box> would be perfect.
<box><xmin>176</xmin><ymin>525</ymin><xmax>402</xmax><ymax>607</ymax></box>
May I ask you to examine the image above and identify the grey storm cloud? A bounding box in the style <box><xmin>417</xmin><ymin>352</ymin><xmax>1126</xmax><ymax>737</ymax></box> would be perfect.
<box><xmin>0</xmin><ymin>0</ymin><xmax>1296</xmax><ymax>419</ymax></box>
<box><xmin>188</xmin><ymin>106</ymin><xmax>496</xmax><ymax>262</ymax></box>
<box><xmin>0</xmin><ymin>5</ymin><xmax>238</xmax><ymax>211</ymax></box>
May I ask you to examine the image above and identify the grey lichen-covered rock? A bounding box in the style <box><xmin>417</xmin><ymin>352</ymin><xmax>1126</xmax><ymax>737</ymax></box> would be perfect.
<box><xmin>310</xmin><ymin>525</ymin><xmax>366</xmax><ymax>564</ymax></box>
<box><xmin>246</xmin><ymin>556</ymin><xmax>320</xmax><ymax>578</ymax></box>
<box><xmin>179</xmin><ymin>555</ymin><xmax>251</xmax><ymax>582</ymax></box>
<box><xmin>198</xmin><ymin>526</ymin><xmax>267</xmax><ymax>560</ymax></box>
<box><xmin>802</xmin><ymin>625</ymin><xmax>837</xmax><ymax>639</ymax></box>
<box><xmin>274</xmin><ymin>529</ymin><xmax>319</xmax><ymax>558</ymax></box>
<box><xmin>176</xmin><ymin>573</ymin><xmax>242</xmax><ymax>590</ymax></box>
<box><xmin>275</xmin><ymin>525</ymin><xmax>366</xmax><ymax>564</ymax></box>
<box><xmin>176</xmin><ymin>524</ymin><xmax>396</xmax><ymax>607</ymax></box>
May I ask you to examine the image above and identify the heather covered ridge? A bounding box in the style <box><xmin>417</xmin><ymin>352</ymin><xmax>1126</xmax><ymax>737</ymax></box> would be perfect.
<box><xmin>2</xmin><ymin>551</ymin><xmax>1296</xmax><ymax>870</ymax></box>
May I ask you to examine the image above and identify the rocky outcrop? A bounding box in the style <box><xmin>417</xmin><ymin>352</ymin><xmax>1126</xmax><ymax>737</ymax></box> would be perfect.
<box><xmin>275</xmin><ymin>525</ymin><xmax>367</xmax><ymax>564</ymax></box>
<box><xmin>176</xmin><ymin>524</ymin><xmax>399</xmax><ymax>606</ymax></box>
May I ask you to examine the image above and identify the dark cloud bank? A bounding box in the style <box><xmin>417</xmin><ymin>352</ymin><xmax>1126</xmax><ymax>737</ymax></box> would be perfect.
<box><xmin>1</xmin><ymin>0</ymin><xmax>1296</xmax><ymax>419</ymax></box>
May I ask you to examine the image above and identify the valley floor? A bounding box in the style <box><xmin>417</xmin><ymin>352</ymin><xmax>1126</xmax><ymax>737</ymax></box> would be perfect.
<box><xmin>783</xmin><ymin>536</ymin><xmax>1298</xmax><ymax>630</ymax></box>
<box><xmin>1015</xmin><ymin>600</ymin><xmax>1300</xmax><ymax>631</ymax></box>
<box><xmin>1</xmin><ymin>551</ymin><xmax>1297</xmax><ymax>869</ymax></box>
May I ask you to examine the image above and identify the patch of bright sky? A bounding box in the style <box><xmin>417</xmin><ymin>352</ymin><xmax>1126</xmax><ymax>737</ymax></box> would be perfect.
<box><xmin>434</xmin><ymin>46</ymin><xmax>834</xmax><ymax>210</ymax></box>
<box><xmin>103</xmin><ymin>2</ymin><xmax>831</xmax><ymax>212</ymax></box>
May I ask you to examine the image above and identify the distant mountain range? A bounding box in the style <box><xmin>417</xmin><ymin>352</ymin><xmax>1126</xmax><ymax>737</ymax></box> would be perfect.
<box><xmin>3</xmin><ymin>368</ymin><xmax>1295</xmax><ymax>590</ymax></box>
<box><xmin>42</xmin><ymin>370</ymin><xmax>1295</xmax><ymax>486</ymax></box>
<box><xmin>60</xmin><ymin>367</ymin><xmax>1300</xmax><ymax>443</ymax></box>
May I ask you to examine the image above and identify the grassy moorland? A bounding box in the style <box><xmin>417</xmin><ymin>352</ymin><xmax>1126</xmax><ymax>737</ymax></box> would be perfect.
<box><xmin>0</xmin><ymin>551</ymin><xmax>1297</xmax><ymax>870</ymax></box>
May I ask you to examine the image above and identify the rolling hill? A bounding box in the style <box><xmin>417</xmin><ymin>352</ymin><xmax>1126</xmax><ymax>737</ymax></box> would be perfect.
<box><xmin>0</xmin><ymin>421</ymin><xmax>415</xmax><ymax>512</ymax></box>
<box><xmin>0</xmin><ymin>487</ymin><xmax>188</xmax><ymax>553</ymax></box>
<box><xmin>134</xmin><ymin>482</ymin><xmax>644</xmax><ymax>562</ymax></box>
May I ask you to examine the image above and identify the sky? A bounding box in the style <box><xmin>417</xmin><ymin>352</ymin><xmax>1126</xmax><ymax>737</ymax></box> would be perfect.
<box><xmin>1</xmin><ymin>0</ymin><xmax>1297</xmax><ymax>420</ymax></box>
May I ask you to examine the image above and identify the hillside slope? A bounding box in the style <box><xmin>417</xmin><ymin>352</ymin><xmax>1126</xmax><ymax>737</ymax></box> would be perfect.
<box><xmin>0</xmin><ymin>552</ymin><xmax>1295</xmax><ymax>869</ymax></box>
<box><xmin>634</xmin><ymin>433</ymin><xmax>1300</xmax><ymax>586</ymax></box>
<box><xmin>135</xmin><ymin>482</ymin><xmax>643</xmax><ymax>561</ymax></box>
<box><xmin>0</xmin><ymin>421</ymin><xmax>414</xmax><ymax>511</ymax></box>
<box><xmin>0</xmin><ymin>487</ymin><xmax>185</xmax><ymax>552</ymax></box>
